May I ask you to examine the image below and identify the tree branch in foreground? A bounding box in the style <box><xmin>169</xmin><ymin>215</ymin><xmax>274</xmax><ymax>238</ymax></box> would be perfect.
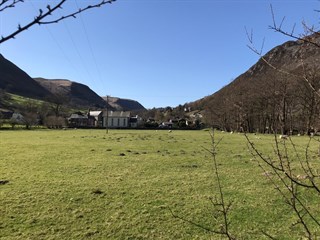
<box><xmin>0</xmin><ymin>0</ymin><xmax>116</xmax><ymax>44</ymax></box>
<box><xmin>170</xmin><ymin>129</ymin><xmax>236</xmax><ymax>240</ymax></box>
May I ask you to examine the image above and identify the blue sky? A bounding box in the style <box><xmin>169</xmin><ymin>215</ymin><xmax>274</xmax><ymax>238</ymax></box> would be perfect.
<box><xmin>0</xmin><ymin>0</ymin><xmax>319</xmax><ymax>109</ymax></box>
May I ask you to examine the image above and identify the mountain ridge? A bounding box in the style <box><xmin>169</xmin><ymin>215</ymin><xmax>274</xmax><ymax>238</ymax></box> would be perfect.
<box><xmin>0</xmin><ymin>54</ymin><xmax>145</xmax><ymax>111</ymax></box>
<box><xmin>34</xmin><ymin>77</ymin><xmax>108</xmax><ymax>109</ymax></box>
<box><xmin>102</xmin><ymin>96</ymin><xmax>146</xmax><ymax>111</ymax></box>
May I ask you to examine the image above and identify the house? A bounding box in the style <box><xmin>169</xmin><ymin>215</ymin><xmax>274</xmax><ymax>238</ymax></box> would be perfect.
<box><xmin>129</xmin><ymin>116</ymin><xmax>138</xmax><ymax>128</ymax></box>
<box><xmin>129</xmin><ymin>115</ymin><xmax>144</xmax><ymax>128</ymax></box>
<box><xmin>68</xmin><ymin>112</ymin><xmax>88</xmax><ymax>127</ymax></box>
<box><xmin>102</xmin><ymin>111</ymin><xmax>130</xmax><ymax>128</ymax></box>
<box><xmin>189</xmin><ymin>111</ymin><xmax>203</xmax><ymax>120</ymax></box>
<box><xmin>88</xmin><ymin>111</ymin><xmax>103</xmax><ymax>127</ymax></box>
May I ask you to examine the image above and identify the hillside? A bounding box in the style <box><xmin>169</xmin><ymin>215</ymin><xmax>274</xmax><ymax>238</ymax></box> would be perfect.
<box><xmin>0</xmin><ymin>54</ymin><xmax>52</xmax><ymax>100</ymax></box>
<box><xmin>0</xmin><ymin>54</ymin><xmax>145</xmax><ymax>111</ymax></box>
<box><xmin>189</xmin><ymin>33</ymin><xmax>320</xmax><ymax>133</ymax></box>
<box><xmin>34</xmin><ymin>78</ymin><xmax>108</xmax><ymax>109</ymax></box>
<box><xmin>102</xmin><ymin>96</ymin><xmax>146</xmax><ymax>111</ymax></box>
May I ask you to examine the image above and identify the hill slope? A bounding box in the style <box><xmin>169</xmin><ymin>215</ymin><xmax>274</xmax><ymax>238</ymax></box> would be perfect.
<box><xmin>34</xmin><ymin>78</ymin><xmax>108</xmax><ymax>109</ymax></box>
<box><xmin>190</xmin><ymin>33</ymin><xmax>320</xmax><ymax>133</ymax></box>
<box><xmin>102</xmin><ymin>96</ymin><xmax>146</xmax><ymax>111</ymax></box>
<box><xmin>0</xmin><ymin>54</ymin><xmax>52</xmax><ymax>99</ymax></box>
<box><xmin>0</xmin><ymin>54</ymin><xmax>145</xmax><ymax>111</ymax></box>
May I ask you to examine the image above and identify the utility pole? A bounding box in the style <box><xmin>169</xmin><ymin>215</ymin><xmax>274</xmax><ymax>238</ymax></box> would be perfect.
<box><xmin>106</xmin><ymin>95</ymin><xmax>109</xmax><ymax>134</ymax></box>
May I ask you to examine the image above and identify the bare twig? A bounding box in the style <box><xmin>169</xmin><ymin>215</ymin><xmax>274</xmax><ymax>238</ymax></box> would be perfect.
<box><xmin>170</xmin><ymin>129</ymin><xmax>236</xmax><ymax>240</ymax></box>
<box><xmin>39</xmin><ymin>0</ymin><xmax>115</xmax><ymax>25</ymax></box>
<box><xmin>0</xmin><ymin>0</ymin><xmax>24</xmax><ymax>12</ymax></box>
<box><xmin>169</xmin><ymin>208</ymin><xmax>225</xmax><ymax>235</ymax></box>
<box><xmin>261</xmin><ymin>230</ymin><xmax>277</xmax><ymax>240</ymax></box>
<box><xmin>0</xmin><ymin>0</ymin><xmax>116</xmax><ymax>44</ymax></box>
<box><xmin>245</xmin><ymin>132</ymin><xmax>320</xmax><ymax>238</ymax></box>
<box><xmin>269</xmin><ymin>4</ymin><xmax>320</xmax><ymax>48</ymax></box>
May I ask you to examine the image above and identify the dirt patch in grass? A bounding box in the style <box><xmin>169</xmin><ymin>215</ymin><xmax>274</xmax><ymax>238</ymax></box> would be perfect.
<box><xmin>0</xmin><ymin>180</ymin><xmax>9</xmax><ymax>185</ymax></box>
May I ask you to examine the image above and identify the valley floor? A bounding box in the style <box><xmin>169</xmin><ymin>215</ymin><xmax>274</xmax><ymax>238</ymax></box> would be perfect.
<box><xmin>1</xmin><ymin>129</ymin><xmax>319</xmax><ymax>239</ymax></box>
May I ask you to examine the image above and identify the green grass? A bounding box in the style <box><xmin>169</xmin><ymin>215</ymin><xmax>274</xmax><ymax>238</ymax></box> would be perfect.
<box><xmin>2</xmin><ymin>93</ymin><xmax>85</xmax><ymax>113</ymax></box>
<box><xmin>0</xmin><ymin>129</ymin><xmax>319</xmax><ymax>239</ymax></box>
<box><xmin>4</xmin><ymin>93</ymin><xmax>45</xmax><ymax>107</ymax></box>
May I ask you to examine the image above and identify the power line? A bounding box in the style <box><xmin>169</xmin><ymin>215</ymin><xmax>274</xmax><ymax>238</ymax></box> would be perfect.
<box><xmin>28</xmin><ymin>1</ymin><xmax>82</xmax><ymax>79</ymax></box>
<box><xmin>75</xmin><ymin>0</ymin><xmax>106</xmax><ymax>95</ymax></box>
<box><xmin>62</xmin><ymin>19</ymin><xmax>95</xmax><ymax>83</ymax></box>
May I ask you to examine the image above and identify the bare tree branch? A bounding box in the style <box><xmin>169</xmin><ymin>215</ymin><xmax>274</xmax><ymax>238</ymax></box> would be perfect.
<box><xmin>0</xmin><ymin>0</ymin><xmax>116</xmax><ymax>44</ymax></box>
<box><xmin>169</xmin><ymin>208</ymin><xmax>224</xmax><ymax>235</ymax></box>
<box><xmin>39</xmin><ymin>0</ymin><xmax>115</xmax><ymax>25</ymax></box>
<box><xmin>170</xmin><ymin>129</ymin><xmax>236</xmax><ymax>240</ymax></box>
<box><xmin>0</xmin><ymin>0</ymin><xmax>24</xmax><ymax>12</ymax></box>
<box><xmin>245</xmin><ymin>132</ymin><xmax>320</xmax><ymax>238</ymax></box>
<box><xmin>269</xmin><ymin>4</ymin><xmax>320</xmax><ymax>48</ymax></box>
<box><xmin>246</xmin><ymin>29</ymin><xmax>320</xmax><ymax>101</ymax></box>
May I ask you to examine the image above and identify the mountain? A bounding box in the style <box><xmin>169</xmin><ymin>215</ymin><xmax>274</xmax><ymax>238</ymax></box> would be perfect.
<box><xmin>0</xmin><ymin>54</ymin><xmax>52</xmax><ymax>99</ymax></box>
<box><xmin>189</xmin><ymin>33</ymin><xmax>320</xmax><ymax>133</ymax></box>
<box><xmin>34</xmin><ymin>78</ymin><xmax>108</xmax><ymax>109</ymax></box>
<box><xmin>102</xmin><ymin>96</ymin><xmax>146</xmax><ymax>111</ymax></box>
<box><xmin>35</xmin><ymin>79</ymin><xmax>146</xmax><ymax>111</ymax></box>
<box><xmin>0</xmin><ymin>54</ymin><xmax>145</xmax><ymax>111</ymax></box>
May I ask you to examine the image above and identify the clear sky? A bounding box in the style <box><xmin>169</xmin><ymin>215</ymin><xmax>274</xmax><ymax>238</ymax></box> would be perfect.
<box><xmin>0</xmin><ymin>0</ymin><xmax>319</xmax><ymax>109</ymax></box>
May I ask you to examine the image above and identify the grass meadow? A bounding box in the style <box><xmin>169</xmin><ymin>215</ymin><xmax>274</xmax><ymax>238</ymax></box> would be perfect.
<box><xmin>1</xmin><ymin>129</ymin><xmax>319</xmax><ymax>239</ymax></box>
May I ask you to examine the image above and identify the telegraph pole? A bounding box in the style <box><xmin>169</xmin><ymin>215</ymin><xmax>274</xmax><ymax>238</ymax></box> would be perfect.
<box><xmin>106</xmin><ymin>95</ymin><xmax>109</xmax><ymax>134</ymax></box>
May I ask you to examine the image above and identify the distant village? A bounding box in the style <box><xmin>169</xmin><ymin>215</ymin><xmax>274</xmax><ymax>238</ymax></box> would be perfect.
<box><xmin>0</xmin><ymin>109</ymin><xmax>204</xmax><ymax>130</ymax></box>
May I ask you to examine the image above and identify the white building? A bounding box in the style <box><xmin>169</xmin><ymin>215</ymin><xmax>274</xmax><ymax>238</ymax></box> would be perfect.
<box><xmin>102</xmin><ymin>111</ymin><xmax>130</xmax><ymax>128</ymax></box>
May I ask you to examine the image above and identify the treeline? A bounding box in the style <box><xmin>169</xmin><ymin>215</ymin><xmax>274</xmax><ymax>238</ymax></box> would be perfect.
<box><xmin>200</xmin><ymin>63</ymin><xmax>320</xmax><ymax>134</ymax></box>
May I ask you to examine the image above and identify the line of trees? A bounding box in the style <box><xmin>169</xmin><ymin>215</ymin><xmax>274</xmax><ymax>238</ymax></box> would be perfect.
<box><xmin>203</xmin><ymin>56</ymin><xmax>320</xmax><ymax>135</ymax></box>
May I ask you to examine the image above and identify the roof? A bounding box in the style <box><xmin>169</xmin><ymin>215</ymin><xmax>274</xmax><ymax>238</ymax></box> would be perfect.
<box><xmin>103</xmin><ymin>111</ymin><xmax>130</xmax><ymax>118</ymax></box>
<box><xmin>69</xmin><ymin>113</ymin><xmax>88</xmax><ymax>119</ymax></box>
<box><xmin>89</xmin><ymin>111</ymin><xmax>102</xmax><ymax>117</ymax></box>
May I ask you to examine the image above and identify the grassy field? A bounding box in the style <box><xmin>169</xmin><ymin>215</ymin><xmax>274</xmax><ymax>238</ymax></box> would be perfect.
<box><xmin>0</xmin><ymin>129</ymin><xmax>319</xmax><ymax>239</ymax></box>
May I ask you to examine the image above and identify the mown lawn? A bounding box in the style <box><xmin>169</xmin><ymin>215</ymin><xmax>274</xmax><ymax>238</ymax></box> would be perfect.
<box><xmin>0</xmin><ymin>129</ymin><xmax>319</xmax><ymax>239</ymax></box>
